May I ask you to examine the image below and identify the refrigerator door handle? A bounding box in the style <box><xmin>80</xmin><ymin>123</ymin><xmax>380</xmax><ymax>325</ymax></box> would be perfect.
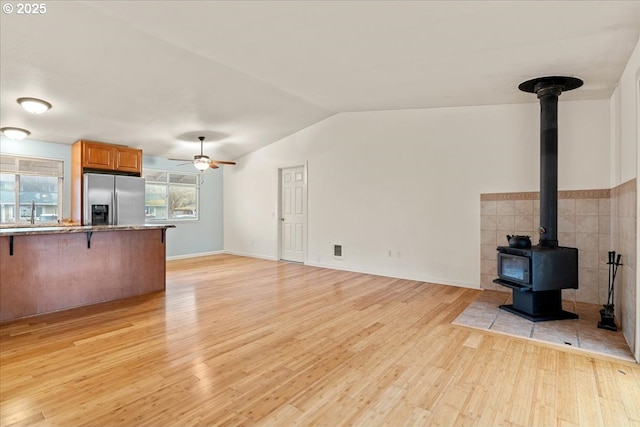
<box><xmin>112</xmin><ymin>191</ymin><xmax>117</xmax><ymax>225</ymax></box>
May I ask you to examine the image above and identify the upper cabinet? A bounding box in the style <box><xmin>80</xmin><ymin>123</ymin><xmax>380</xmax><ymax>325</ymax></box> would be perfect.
<box><xmin>76</xmin><ymin>140</ymin><xmax>142</xmax><ymax>175</ymax></box>
<box><xmin>82</xmin><ymin>141</ymin><xmax>115</xmax><ymax>170</ymax></box>
<box><xmin>115</xmin><ymin>146</ymin><xmax>142</xmax><ymax>174</ymax></box>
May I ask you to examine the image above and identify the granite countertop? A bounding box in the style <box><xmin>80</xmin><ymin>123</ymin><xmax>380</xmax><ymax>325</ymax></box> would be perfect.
<box><xmin>0</xmin><ymin>224</ymin><xmax>176</xmax><ymax>237</ymax></box>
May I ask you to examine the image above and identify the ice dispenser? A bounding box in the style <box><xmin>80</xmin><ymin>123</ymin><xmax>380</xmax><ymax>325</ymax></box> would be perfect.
<box><xmin>91</xmin><ymin>204</ymin><xmax>109</xmax><ymax>225</ymax></box>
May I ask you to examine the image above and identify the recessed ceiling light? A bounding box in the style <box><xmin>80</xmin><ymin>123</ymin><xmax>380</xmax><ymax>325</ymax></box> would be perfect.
<box><xmin>0</xmin><ymin>127</ymin><xmax>31</xmax><ymax>140</ymax></box>
<box><xmin>17</xmin><ymin>97</ymin><xmax>52</xmax><ymax>114</ymax></box>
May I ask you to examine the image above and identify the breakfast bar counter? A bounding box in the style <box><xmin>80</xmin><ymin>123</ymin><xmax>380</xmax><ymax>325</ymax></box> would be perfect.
<box><xmin>0</xmin><ymin>224</ymin><xmax>175</xmax><ymax>323</ymax></box>
<box><xmin>0</xmin><ymin>223</ymin><xmax>173</xmax><ymax>236</ymax></box>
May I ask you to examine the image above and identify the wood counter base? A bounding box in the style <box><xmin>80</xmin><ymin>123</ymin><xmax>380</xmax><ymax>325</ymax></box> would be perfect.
<box><xmin>0</xmin><ymin>227</ymin><xmax>170</xmax><ymax>323</ymax></box>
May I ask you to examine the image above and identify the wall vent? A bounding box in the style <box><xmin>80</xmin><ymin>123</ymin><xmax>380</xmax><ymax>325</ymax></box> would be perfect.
<box><xmin>333</xmin><ymin>244</ymin><xmax>343</xmax><ymax>259</ymax></box>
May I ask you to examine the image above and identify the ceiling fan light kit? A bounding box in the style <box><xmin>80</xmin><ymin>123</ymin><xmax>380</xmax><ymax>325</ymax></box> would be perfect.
<box><xmin>169</xmin><ymin>136</ymin><xmax>236</xmax><ymax>170</ymax></box>
<box><xmin>181</xmin><ymin>136</ymin><xmax>236</xmax><ymax>171</ymax></box>
<box><xmin>193</xmin><ymin>155</ymin><xmax>210</xmax><ymax>171</ymax></box>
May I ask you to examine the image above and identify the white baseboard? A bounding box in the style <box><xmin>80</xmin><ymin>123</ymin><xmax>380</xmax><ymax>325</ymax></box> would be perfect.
<box><xmin>304</xmin><ymin>261</ymin><xmax>480</xmax><ymax>289</ymax></box>
<box><xmin>166</xmin><ymin>250</ymin><xmax>224</xmax><ymax>261</ymax></box>
<box><xmin>223</xmin><ymin>250</ymin><xmax>278</xmax><ymax>261</ymax></box>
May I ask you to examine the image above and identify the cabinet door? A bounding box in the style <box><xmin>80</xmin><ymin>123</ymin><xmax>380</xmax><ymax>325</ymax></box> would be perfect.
<box><xmin>83</xmin><ymin>142</ymin><xmax>116</xmax><ymax>170</ymax></box>
<box><xmin>115</xmin><ymin>147</ymin><xmax>142</xmax><ymax>174</ymax></box>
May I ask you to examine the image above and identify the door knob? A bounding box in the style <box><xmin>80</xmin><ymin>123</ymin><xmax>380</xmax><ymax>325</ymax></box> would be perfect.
<box><xmin>280</xmin><ymin>218</ymin><xmax>285</xmax><ymax>221</ymax></box>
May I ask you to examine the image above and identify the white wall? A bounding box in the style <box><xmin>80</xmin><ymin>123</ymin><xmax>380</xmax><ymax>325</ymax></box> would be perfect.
<box><xmin>224</xmin><ymin>100</ymin><xmax>610</xmax><ymax>288</ymax></box>
<box><xmin>613</xmin><ymin>38</ymin><xmax>640</xmax><ymax>186</ymax></box>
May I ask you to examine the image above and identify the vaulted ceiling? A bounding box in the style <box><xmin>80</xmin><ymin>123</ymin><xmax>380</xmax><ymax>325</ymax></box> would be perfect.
<box><xmin>1</xmin><ymin>1</ymin><xmax>639</xmax><ymax>160</ymax></box>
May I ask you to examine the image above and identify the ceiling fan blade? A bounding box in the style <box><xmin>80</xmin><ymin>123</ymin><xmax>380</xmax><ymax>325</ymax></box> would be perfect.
<box><xmin>212</xmin><ymin>160</ymin><xmax>236</xmax><ymax>165</ymax></box>
<box><xmin>168</xmin><ymin>158</ymin><xmax>194</xmax><ymax>166</ymax></box>
<box><xmin>208</xmin><ymin>161</ymin><xmax>219</xmax><ymax>169</ymax></box>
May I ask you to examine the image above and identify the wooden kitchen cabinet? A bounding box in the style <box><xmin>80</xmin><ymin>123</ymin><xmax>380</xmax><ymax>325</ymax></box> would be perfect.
<box><xmin>115</xmin><ymin>146</ymin><xmax>142</xmax><ymax>173</ymax></box>
<box><xmin>82</xmin><ymin>141</ymin><xmax>116</xmax><ymax>170</ymax></box>
<box><xmin>79</xmin><ymin>140</ymin><xmax>142</xmax><ymax>174</ymax></box>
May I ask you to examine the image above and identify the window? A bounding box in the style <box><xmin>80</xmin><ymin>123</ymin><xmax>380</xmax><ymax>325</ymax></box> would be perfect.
<box><xmin>0</xmin><ymin>154</ymin><xmax>64</xmax><ymax>225</ymax></box>
<box><xmin>144</xmin><ymin>169</ymin><xmax>199</xmax><ymax>221</ymax></box>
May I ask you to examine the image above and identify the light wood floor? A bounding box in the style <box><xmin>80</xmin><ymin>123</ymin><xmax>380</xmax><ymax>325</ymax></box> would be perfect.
<box><xmin>1</xmin><ymin>255</ymin><xmax>639</xmax><ymax>426</ymax></box>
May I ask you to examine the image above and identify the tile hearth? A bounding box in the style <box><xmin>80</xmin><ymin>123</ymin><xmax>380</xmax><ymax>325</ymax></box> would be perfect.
<box><xmin>453</xmin><ymin>290</ymin><xmax>634</xmax><ymax>362</ymax></box>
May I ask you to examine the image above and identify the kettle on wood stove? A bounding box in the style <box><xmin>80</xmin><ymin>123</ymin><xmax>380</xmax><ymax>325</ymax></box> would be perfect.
<box><xmin>506</xmin><ymin>235</ymin><xmax>532</xmax><ymax>249</ymax></box>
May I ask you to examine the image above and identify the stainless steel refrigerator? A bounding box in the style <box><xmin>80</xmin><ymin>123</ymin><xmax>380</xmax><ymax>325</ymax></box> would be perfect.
<box><xmin>83</xmin><ymin>173</ymin><xmax>145</xmax><ymax>225</ymax></box>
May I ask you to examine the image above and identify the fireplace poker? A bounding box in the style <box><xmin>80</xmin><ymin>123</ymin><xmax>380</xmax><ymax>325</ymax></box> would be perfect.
<box><xmin>607</xmin><ymin>251</ymin><xmax>614</xmax><ymax>306</ymax></box>
<box><xmin>611</xmin><ymin>253</ymin><xmax>622</xmax><ymax>306</ymax></box>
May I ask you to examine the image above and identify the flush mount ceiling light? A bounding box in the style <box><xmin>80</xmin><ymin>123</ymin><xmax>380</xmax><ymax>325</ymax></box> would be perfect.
<box><xmin>0</xmin><ymin>127</ymin><xmax>31</xmax><ymax>140</ymax></box>
<box><xmin>17</xmin><ymin>97</ymin><xmax>52</xmax><ymax>114</ymax></box>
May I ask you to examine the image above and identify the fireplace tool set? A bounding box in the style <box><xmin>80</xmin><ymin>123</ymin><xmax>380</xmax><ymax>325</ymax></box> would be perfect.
<box><xmin>598</xmin><ymin>251</ymin><xmax>623</xmax><ymax>331</ymax></box>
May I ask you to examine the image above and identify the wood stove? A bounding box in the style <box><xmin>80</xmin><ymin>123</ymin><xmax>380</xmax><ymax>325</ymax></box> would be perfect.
<box><xmin>494</xmin><ymin>76</ymin><xmax>582</xmax><ymax>321</ymax></box>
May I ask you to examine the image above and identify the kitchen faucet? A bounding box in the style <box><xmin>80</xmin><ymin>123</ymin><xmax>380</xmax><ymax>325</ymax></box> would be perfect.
<box><xmin>30</xmin><ymin>200</ymin><xmax>35</xmax><ymax>224</ymax></box>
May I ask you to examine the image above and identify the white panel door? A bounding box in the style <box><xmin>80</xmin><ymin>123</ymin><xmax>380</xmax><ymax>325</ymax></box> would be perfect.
<box><xmin>280</xmin><ymin>166</ymin><xmax>306</xmax><ymax>262</ymax></box>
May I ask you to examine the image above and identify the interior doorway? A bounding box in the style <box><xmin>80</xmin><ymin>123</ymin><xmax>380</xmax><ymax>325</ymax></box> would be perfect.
<box><xmin>279</xmin><ymin>165</ymin><xmax>306</xmax><ymax>262</ymax></box>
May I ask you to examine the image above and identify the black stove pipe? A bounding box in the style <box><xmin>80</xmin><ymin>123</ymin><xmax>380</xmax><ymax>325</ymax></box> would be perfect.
<box><xmin>537</xmin><ymin>85</ymin><xmax>561</xmax><ymax>247</ymax></box>
<box><xmin>518</xmin><ymin>76</ymin><xmax>583</xmax><ymax>248</ymax></box>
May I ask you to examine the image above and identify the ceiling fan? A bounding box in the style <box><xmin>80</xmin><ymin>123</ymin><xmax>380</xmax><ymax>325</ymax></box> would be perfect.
<box><xmin>171</xmin><ymin>136</ymin><xmax>236</xmax><ymax>171</ymax></box>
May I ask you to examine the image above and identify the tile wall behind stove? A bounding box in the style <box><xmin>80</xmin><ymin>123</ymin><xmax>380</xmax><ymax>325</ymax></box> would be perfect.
<box><xmin>611</xmin><ymin>179</ymin><xmax>636</xmax><ymax>354</ymax></box>
<box><xmin>480</xmin><ymin>189</ymin><xmax>612</xmax><ymax>305</ymax></box>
